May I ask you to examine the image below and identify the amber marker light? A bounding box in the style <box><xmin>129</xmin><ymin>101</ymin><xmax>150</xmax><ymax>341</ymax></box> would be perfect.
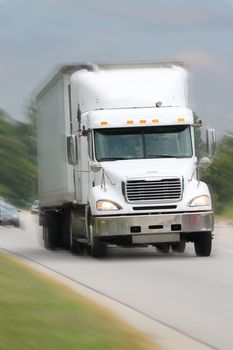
<box><xmin>127</xmin><ymin>120</ymin><xmax>134</xmax><ymax>124</ymax></box>
<box><xmin>177</xmin><ymin>118</ymin><xmax>185</xmax><ymax>122</ymax></box>
<box><xmin>152</xmin><ymin>119</ymin><xmax>159</xmax><ymax>123</ymax></box>
<box><xmin>140</xmin><ymin>120</ymin><xmax>146</xmax><ymax>124</ymax></box>
<box><xmin>100</xmin><ymin>121</ymin><xmax>108</xmax><ymax>125</ymax></box>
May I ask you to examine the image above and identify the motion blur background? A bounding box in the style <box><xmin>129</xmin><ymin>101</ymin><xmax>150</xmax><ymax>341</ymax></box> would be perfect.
<box><xmin>0</xmin><ymin>0</ymin><xmax>232</xmax><ymax>215</ymax></box>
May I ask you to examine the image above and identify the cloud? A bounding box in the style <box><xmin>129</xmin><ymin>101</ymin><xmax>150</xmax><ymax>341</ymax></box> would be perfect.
<box><xmin>177</xmin><ymin>51</ymin><xmax>220</xmax><ymax>70</ymax></box>
<box><xmin>177</xmin><ymin>51</ymin><xmax>233</xmax><ymax>77</ymax></box>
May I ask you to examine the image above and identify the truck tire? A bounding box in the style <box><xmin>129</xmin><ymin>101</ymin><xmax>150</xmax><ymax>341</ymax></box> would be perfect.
<box><xmin>88</xmin><ymin>236</ymin><xmax>107</xmax><ymax>258</ymax></box>
<box><xmin>60</xmin><ymin>212</ymin><xmax>71</xmax><ymax>250</ymax></box>
<box><xmin>43</xmin><ymin>212</ymin><xmax>60</xmax><ymax>250</ymax></box>
<box><xmin>87</xmin><ymin>210</ymin><xmax>107</xmax><ymax>258</ymax></box>
<box><xmin>171</xmin><ymin>240</ymin><xmax>186</xmax><ymax>253</ymax></box>
<box><xmin>14</xmin><ymin>221</ymin><xmax>20</xmax><ymax>228</ymax></box>
<box><xmin>65</xmin><ymin>211</ymin><xmax>85</xmax><ymax>255</ymax></box>
<box><xmin>194</xmin><ymin>232</ymin><xmax>212</xmax><ymax>257</ymax></box>
<box><xmin>155</xmin><ymin>243</ymin><xmax>170</xmax><ymax>253</ymax></box>
<box><xmin>45</xmin><ymin>211</ymin><xmax>75</xmax><ymax>251</ymax></box>
<box><xmin>71</xmin><ymin>239</ymin><xmax>85</xmax><ymax>255</ymax></box>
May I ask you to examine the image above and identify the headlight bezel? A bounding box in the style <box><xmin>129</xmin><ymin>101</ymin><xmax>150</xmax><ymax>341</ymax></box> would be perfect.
<box><xmin>96</xmin><ymin>200</ymin><xmax>122</xmax><ymax>211</ymax></box>
<box><xmin>188</xmin><ymin>195</ymin><xmax>210</xmax><ymax>207</ymax></box>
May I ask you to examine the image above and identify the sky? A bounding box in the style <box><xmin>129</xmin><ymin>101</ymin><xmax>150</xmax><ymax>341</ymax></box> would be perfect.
<box><xmin>0</xmin><ymin>0</ymin><xmax>233</xmax><ymax>135</ymax></box>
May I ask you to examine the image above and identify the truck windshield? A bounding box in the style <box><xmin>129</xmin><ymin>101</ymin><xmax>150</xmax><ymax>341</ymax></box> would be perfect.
<box><xmin>94</xmin><ymin>125</ymin><xmax>192</xmax><ymax>161</ymax></box>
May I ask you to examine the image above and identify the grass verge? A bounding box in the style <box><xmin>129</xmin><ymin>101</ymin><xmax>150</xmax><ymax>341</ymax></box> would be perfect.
<box><xmin>0</xmin><ymin>253</ymin><xmax>154</xmax><ymax>350</ymax></box>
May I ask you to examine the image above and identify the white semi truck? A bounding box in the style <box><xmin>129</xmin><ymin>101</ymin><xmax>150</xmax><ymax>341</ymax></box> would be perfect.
<box><xmin>36</xmin><ymin>62</ymin><xmax>216</xmax><ymax>257</ymax></box>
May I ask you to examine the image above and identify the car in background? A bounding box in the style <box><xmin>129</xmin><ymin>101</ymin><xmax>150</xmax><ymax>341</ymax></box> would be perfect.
<box><xmin>0</xmin><ymin>202</ymin><xmax>20</xmax><ymax>227</ymax></box>
<box><xmin>6</xmin><ymin>204</ymin><xmax>20</xmax><ymax>227</ymax></box>
<box><xmin>0</xmin><ymin>204</ymin><xmax>9</xmax><ymax>225</ymax></box>
<box><xmin>31</xmin><ymin>200</ymin><xmax>40</xmax><ymax>214</ymax></box>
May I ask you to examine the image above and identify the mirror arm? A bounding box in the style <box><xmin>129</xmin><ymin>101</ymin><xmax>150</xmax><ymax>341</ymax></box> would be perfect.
<box><xmin>189</xmin><ymin>163</ymin><xmax>198</xmax><ymax>182</ymax></box>
<box><xmin>188</xmin><ymin>164</ymin><xmax>202</xmax><ymax>187</ymax></box>
<box><xmin>193</xmin><ymin>119</ymin><xmax>203</xmax><ymax>128</ymax></box>
<box><xmin>80</xmin><ymin>127</ymin><xmax>91</xmax><ymax>137</ymax></box>
<box><xmin>197</xmin><ymin>166</ymin><xmax>201</xmax><ymax>187</ymax></box>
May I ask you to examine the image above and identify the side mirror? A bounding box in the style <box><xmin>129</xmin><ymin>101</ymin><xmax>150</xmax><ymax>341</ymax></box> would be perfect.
<box><xmin>67</xmin><ymin>135</ymin><xmax>78</xmax><ymax>165</ymax></box>
<box><xmin>199</xmin><ymin>157</ymin><xmax>211</xmax><ymax>169</ymax></box>
<box><xmin>206</xmin><ymin>128</ymin><xmax>216</xmax><ymax>158</ymax></box>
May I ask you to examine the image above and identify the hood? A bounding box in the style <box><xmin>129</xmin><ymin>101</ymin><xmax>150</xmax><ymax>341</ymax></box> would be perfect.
<box><xmin>101</xmin><ymin>158</ymin><xmax>195</xmax><ymax>183</ymax></box>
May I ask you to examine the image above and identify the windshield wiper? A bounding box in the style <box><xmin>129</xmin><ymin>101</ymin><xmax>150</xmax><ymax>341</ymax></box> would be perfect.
<box><xmin>98</xmin><ymin>157</ymin><xmax>129</xmax><ymax>161</ymax></box>
<box><xmin>147</xmin><ymin>154</ymin><xmax>175</xmax><ymax>158</ymax></box>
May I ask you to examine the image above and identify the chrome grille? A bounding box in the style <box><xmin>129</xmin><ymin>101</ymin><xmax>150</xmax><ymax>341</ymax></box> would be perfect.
<box><xmin>126</xmin><ymin>177</ymin><xmax>182</xmax><ymax>202</ymax></box>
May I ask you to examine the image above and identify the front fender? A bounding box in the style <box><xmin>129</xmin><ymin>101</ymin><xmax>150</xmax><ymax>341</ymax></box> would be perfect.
<box><xmin>88</xmin><ymin>185</ymin><xmax>126</xmax><ymax>216</ymax></box>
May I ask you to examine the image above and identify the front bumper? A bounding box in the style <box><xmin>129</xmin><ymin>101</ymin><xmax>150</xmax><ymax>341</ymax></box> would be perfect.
<box><xmin>93</xmin><ymin>211</ymin><xmax>214</xmax><ymax>238</ymax></box>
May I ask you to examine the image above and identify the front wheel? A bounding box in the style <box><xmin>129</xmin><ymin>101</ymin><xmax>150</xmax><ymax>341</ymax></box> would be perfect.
<box><xmin>155</xmin><ymin>243</ymin><xmax>170</xmax><ymax>253</ymax></box>
<box><xmin>88</xmin><ymin>236</ymin><xmax>107</xmax><ymax>258</ymax></box>
<box><xmin>87</xmin><ymin>211</ymin><xmax>107</xmax><ymax>258</ymax></box>
<box><xmin>171</xmin><ymin>240</ymin><xmax>186</xmax><ymax>253</ymax></box>
<box><xmin>194</xmin><ymin>232</ymin><xmax>212</xmax><ymax>257</ymax></box>
<box><xmin>71</xmin><ymin>239</ymin><xmax>85</xmax><ymax>255</ymax></box>
<box><xmin>68</xmin><ymin>211</ymin><xmax>85</xmax><ymax>255</ymax></box>
<box><xmin>14</xmin><ymin>221</ymin><xmax>20</xmax><ymax>228</ymax></box>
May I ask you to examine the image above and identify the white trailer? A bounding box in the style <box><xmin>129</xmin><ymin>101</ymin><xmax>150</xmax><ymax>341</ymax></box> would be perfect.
<box><xmin>36</xmin><ymin>62</ymin><xmax>216</xmax><ymax>257</ymax></box>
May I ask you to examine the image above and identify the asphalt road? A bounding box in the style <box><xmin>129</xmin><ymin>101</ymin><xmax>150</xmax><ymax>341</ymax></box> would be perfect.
<box><xmin>0</xmin><ymin>213</ymin><xmax>233</xmax><ymax>350</ymax></box>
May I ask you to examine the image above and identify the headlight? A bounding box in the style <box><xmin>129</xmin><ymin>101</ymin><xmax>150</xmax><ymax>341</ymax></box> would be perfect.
<box><xmin>96</xmin><ymin>200</ymin><xmax>122</xmax><ymax>211</ymax></box>
<box><xmin>188</xmin><ymin>195</ymin><xmax>210</xmax><ymax>207</ymax></box>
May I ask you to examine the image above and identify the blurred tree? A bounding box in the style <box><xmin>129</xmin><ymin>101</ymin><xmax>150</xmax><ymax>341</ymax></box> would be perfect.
<box><xmin>20</xmin><ymin>99</ymin><xmax>37</xmax><ymax>165</ymax></box>
<box><xmin>0</xmin><ymin>108</ymin><xmax>37</xmax><ymax>207</ymax></box>
<box><xmin>202</xmin><ymin>134</ymin><xmax>233</xmax><ymax>213</ymax></box>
